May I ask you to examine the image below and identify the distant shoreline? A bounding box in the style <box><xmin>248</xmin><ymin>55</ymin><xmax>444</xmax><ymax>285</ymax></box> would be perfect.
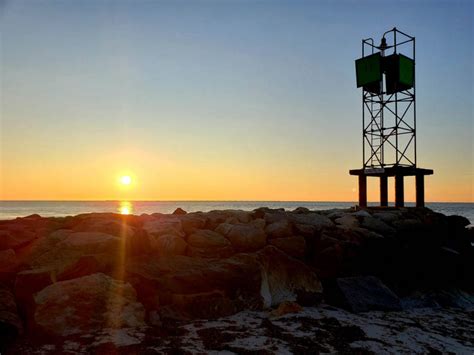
<box><xmin>0</xmin><ymin>201</ymin><xmax>473</xmax><ymax>224</ymax></box>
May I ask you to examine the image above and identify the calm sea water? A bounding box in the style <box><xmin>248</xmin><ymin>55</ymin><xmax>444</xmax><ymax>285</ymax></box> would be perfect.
<box><xmin>0</xmin><ymin>201</ymin><xmax>472</xmax><ymax>224</ymax></box>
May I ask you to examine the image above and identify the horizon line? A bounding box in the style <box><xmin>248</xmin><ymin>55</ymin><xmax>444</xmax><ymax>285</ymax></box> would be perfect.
<box><xmin>0</xmin><ymin>199</ymin><xmax>472</xmax><ymax>204</ymax></box>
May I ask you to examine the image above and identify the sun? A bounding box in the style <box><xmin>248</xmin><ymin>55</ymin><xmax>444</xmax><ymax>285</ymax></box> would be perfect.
<box><xmin>120</xmin><ymin>175</ymin><xmax>132</xmax><ymax>185</ymax></box>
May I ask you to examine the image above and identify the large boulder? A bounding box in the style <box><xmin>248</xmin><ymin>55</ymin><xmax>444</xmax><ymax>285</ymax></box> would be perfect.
<box><xmin>127</xmin><ymin>246</ymin><xmax>323</xmax><ymax>319</ymax></box>
<box><xmin>203</xmin><ymin>211</ymin><xmax>231</xmax><ymax>230</ymax></box>
<box><xmin>0</xmin><ymin>248</ymin><xmax>17</xmax><ymax>268</ymax></box>
<box><xmin>66</xmin><ymin>214</ymin><xmax>147</xmax><ymax>256</ymax></box>
<box><xmin>265</xmin><ymin>219</ymin><xmax>293</xmax><ymax>239</ymax></box>
<box><xmin>24</xmin><ymin>229</ymin><xmax>72</xmax><ymax>263</ymax></box>
<box><xmin>172</xmin><ymin>208</ymin><xmax>187</xmax><ymax>215</ymax></box>
<box><xmin>57</xmin><ymin>254</ymin><xmax>108</xmax><ymax>281</ymax></box>
<box><xmin>322</xmin><ymin>226</ymin><xmax>381</xmax><ymax>246</ymax></box>
<box><xmin>294</xmin><ymin>223</ymin><xmax>318</xmax><ymax>237</ymax></box>
<box><xmin>179</xmin><ymin>213</ymin><xmax>207</xmax><ymax>235</ymax></box>
<box><xmin>447</xmin><ymin>214</ymin><xmax>471</xmax><ymax>229</ymax></box>
<box><xmin>289</xmin><ymin>213</ymin><xmax>334</xmax><ymax>230</ymax></box>
<box><xmin>127</xmin><ymin>254</ymin><xmax>262</xmax><ymax>299</ymax></box>
<box><xmin>360</xmin><ymin>216</ymin><xmax>395</xmax><ymax>235</ymax></box>
<box><xmin>0</xmin><ymin>249</ymin><xmax>19</xmax><ymax>280</ymax></box>
<box><xmin>262</xmin><ymin>211</ymin><xmax>288</xmax><ymax>224</ymax></box>
<box><xmin>143</xmin><ymin>218</ymin><xmax>184</xmax><ymax>238</ymax></box>
<box><xmin>334</xmin><ymin>215</ymin><xmax>359</xmax><ymax>228</ymax></box>
<box><xmin>328</xmin><ymin>276</ymin><xmax>402</xmax><ymax>313</ymax></box>
<box><xmin>62</xmin><ymin>213</ymin><xmax>141</xmax><ymax>229</ymax></box>
<box><xmin>327</xmin><ymin>209</ymin><xmax>350</xmax><ymax>220</ymax></box>
<box><xmin>0</xmin><ymin>284</ymin><xmax>23</xmax><ymax>349</ymax></box>
<box><xmin>373</xmin><ymin>212</ymin><xmax>401</xmax><ymax>224</ymax></box>
<box><xmin>0</xmin><ymin>216</ymin><xmax>62</xmax><ymax>250</ymax></box>
<box><xmin>293</xmin><ymin>207</ymin><xmax>310</xmax><ymax>214</ymax></box>
<box><xmin>186</xmin><ymin>246</ymin><xmax>234</xmax><ymax>258</ymax></box>
<box><xmin>187</xmin><ymin>229</ymin><xmax>230</xmax><ymax>248</ymax></box>
<box><xmin>14</xmin><ymin>268</ymin><xmax>56</xmax><ymax>306</ymax></box>
<box><xmin>269</xmin><ymin>236</ymin><xmax>306</xmax><ymax>259</ymax></box>
<box><xmin>186</xmin><ymin>229</ymin><xmax>234</xmax><ymax>258</ymax></box>
<box><xmin>392</xmin><ymin>218</ymin><xmax>425</xmax><ymax>231</ymax></box>
<box><xmin>72</xmin><ymin>216</ymin><xmax>136</xmax><ymax>237</ymax></box>
<box><xmin>257</xmin><ymin>246</ymin><xmax>323</xmax><ymax>307</ymax></box>
<box><xmin>33</xmin><ymin>273</ymin><xmax>145</xmax><ymax>336</ymax></box>
<box><xmin>221</xmin><ymin>210</ymin><xmax>253</xmax><ymax>223</ymax></box>
<box><xmin>0</xmin><ymin>226</ymin><xmax>36</xmax><ymax>251</ymax></box>
<box><xmin>124</xmin><ymin>229</ymin><xmax>151</xmax><ymax>256</ymax></box>
<box><xmin>149</xmin><ymin>234</ymin><xmax>187</xmax><ymax>256</ymax></box>
<box><xmin>29</xmin><ymin>232</ymin><xmax>120</xmax><ymax>275</ymax></box>
<box><xmin>59</xmin><ymin>232</ymin><xmax>120</xmax><ymax>252</ymax></box>
<box><xmin>126</xmin><ymin>254</ymin><xmax>263</xmax><ymax>319</ymax></box>
<box><xmin>215</xmin><ymin>223</ymin><xmax>266</xmax><ymax>252</ymax></box>
<box><xmin>352</xmin><ymin>227</ymin><xmax>384</xmax><ymax>240</ymax></box>
<box><xmin>251</xmin><ymin>218</ymin><xmax>266</xmax><ymax>229</ymax></box>
<box><xmin>313</xmin><ymin>244</ymin><xmax>345</xmax><ymax>279</ymax></box>
<box><xmin>205</xmin><ymin>210</ymin><xmax>252</xmax><ymax>229</ymax></box>
<box><xmin>71</xmin><ymin>216</ymin><xmax>148</xmax><ymax>256</ymax></box>
<box><xmin>352</xmin><ymin>210</ymin><xmax>372</xmax><ymax>218</ymax></box>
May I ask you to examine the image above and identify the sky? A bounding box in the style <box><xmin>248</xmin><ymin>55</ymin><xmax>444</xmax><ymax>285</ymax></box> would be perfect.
<box><xmin>0</xmin><ymin>0</ymin><xmax>472</xmax><ymax>202</ymax></box>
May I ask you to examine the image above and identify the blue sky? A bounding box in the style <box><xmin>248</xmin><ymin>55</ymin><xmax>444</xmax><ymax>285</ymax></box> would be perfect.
<box><xmin>1</xmin><ymin>0</ymin><xmax>472</xmax><ymax>201</ymax></box>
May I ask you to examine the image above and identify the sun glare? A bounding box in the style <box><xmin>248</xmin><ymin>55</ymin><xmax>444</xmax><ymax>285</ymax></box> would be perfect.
<box><xmin>120</xmin><ymin>175</ymin><xmax>132</xmax><ymax>185</ymax></box>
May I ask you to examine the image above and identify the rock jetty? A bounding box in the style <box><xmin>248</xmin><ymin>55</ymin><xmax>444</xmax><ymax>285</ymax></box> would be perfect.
<box><xmin>0</xmin><ymin>207</ymin><xmax>473</xmax><ymax>353</ymax></box>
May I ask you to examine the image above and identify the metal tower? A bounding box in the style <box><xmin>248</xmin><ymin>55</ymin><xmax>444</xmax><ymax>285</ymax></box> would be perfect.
<box><xmin>350</xmin><ymin>27</ymin><xmax>433</xmax><ymax>208</ymax></box>
<box><xmin>360</xmin><ymin>28</ymin><xmax>416</xmax><ymax>169</ymax></box>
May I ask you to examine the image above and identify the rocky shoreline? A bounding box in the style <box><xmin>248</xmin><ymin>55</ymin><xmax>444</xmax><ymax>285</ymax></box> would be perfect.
<box><xmin>1</xmin><ymin>207</ymin><xmax>473</xmax><ymax>353</ymax></box>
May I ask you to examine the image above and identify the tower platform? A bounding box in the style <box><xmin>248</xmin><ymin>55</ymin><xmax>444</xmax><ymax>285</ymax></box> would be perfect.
<box><xmin>349</xmin><ymin>166</ymin><xmax>434</xmax><ymax>208</ymax></box>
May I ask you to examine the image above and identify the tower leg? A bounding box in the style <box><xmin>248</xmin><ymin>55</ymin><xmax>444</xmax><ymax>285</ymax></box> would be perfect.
<box><xmin>380</xmin><ymin>176</ymin><xmax>388</xmax><ymax>207</ymax></box>
<box><xmin>416</xmin><ymin>174</ymin><xmax>425</xmax><ymax>207</ymax></box>
<box><xmin>395</xmin><ymin>175</ymin><xmax>404</xmax><ymax>207</ymax></box>
<box><xmin>358</xmin><ymin>175</ymin><xmax>367</xmax><ymax>208</ymax></box>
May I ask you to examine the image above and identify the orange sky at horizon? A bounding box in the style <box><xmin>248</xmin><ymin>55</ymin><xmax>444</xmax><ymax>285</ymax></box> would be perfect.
<box><xmin>0</xmin><ymin>145</ymin><xmax>472</xmax><ymax>203</ymax></box>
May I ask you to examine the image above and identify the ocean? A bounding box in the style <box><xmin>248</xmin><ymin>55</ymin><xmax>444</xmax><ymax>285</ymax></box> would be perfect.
<box><xmin>0</xmin><ymin>201</ymin><xmax>472</xmax><ymax>224</ymax></box>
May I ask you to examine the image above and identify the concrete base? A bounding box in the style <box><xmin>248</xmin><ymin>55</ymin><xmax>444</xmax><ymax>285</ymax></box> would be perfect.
<box><xmin>349</xmin><ymin>166</ymin><xmax>434</xmax><ymax>208</ymax></box>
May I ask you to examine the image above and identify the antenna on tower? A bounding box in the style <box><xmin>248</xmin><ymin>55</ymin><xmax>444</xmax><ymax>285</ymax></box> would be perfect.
<box><xmin>350</xmin><ymin>28</ymin><xmax>433</xmax><ymax>208</ymax></box>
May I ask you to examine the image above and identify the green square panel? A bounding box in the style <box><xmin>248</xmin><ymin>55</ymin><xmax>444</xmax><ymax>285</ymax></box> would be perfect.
<box><xmin>355</xmin><ymin>53</ymin><xmax>382</xmax><ymax>87</ymax></box>
<box><xmin>398</xmin><ymin>54</ymin><xmax>414</xmax><ymax>87</ymax></box>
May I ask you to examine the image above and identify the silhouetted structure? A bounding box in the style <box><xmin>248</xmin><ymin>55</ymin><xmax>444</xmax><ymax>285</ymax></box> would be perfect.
<box><xmin>350</xmin><ymin>28</ymin><xmax>433</xmax><ymax>207</ymax></box>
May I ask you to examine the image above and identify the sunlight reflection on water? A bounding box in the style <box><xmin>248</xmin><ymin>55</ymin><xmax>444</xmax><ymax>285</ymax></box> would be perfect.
<box><xmin>118</xmin><ymin>201</ymin><xmax>133</xmax><ymax>215</ymax></box>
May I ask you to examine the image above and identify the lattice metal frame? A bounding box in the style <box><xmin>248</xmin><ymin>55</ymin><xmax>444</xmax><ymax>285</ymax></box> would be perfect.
<box><xmin>361</xmin><ymin>28</ymin><xmax>416</xmax><ymax>169</ymax></box>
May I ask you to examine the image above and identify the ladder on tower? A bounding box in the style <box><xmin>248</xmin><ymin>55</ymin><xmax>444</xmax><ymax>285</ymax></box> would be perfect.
<box><xmin>370</xmin><ymin>100</ymin><xmax>383</xmax><ymax>167</ymax></box>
